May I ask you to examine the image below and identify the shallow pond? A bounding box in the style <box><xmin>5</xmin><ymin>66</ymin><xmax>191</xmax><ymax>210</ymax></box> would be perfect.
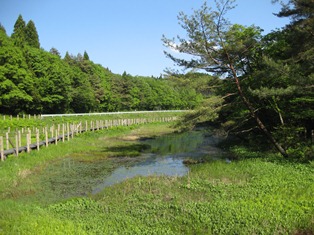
<box><xmin>92</xmin><ymin>130</ymin><xmax>224</xmax><ymax>193</ymax></box>
<box><xmin>29</xmin><ymin>130</ymin><xmax>225</xmax><ymax>201</ymax></box>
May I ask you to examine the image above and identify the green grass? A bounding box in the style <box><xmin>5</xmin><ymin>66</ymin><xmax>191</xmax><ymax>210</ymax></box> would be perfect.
<box><xmin>0</xmin><ymin>122</ymin><xmax>313</xmax><ymax>234</ymax></box>
<box><xmin>0</xmin><ymin>123</ymin><xmax>176</xmax><ymax>204</ymax></box>
<box><xmin>0</xmin><ymin>111</ymin><xmax>186</xmax><ymax>133</ymax></box>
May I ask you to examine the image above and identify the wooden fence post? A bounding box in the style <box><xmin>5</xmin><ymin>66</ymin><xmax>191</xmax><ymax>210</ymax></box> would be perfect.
<box><xmin>6</xmin><ymin>133</ymin><xmax>9</xmax><ymax>150</ymax></box>
<box><xmin>70</xmin><ymin>123</ymin><xmax>73</xmax><ymax>138</ymax></box>
<box><xmin>57</xmin><ymin>124</ymin><xmax>60</xmax><ymax>138</ymax></box>
<box><xmin>62</xmin><ymin>124</ymin><xmax>65</xmax><ymax>142</ymax></box>
<box><xmin>50</xmin><ymin>125</ymin><xmax>54</xmax><ymax>140</ymax></box>
<box><xmin>70</xmin><ymin>124</ymin><xmax>73</xmax><ymax>138</ymax></box>
<box><xmin>36</xmin><ymin>129</ymin><xmax>40</xmax><ymax>151</ymax></box>
<box><xmin>15</xmin><ymin>133</ymin><xmax>19</xmax><ymax>156</ymax></box>
<box><xmin>45</xmin><ymin>128</ymin><xmax>48</xmax><ymax>147</ymax></box>
<box><xmin>27</xmin><ymin>128</ymin><xmax>32</xmax><ymax>153</ymax></box>
<box><xmin>67</xmin><ymin>123</ymin><xmax>70</xmax><ymax>141</ymax></box>
<box><xmin>0</xmin><ymin>136</ymin><xmax>4</xmax><ymax>161</ymax></box>
<box><xmin>26</xmin><ymin>133</ymin><xmax>31</xmax><ymax>153</ymax></box>
<box><xmin>18</xmin><ymin>131</ymin><xmax>21</xmax><ymax>149</ymax></box>
<box><xmin>55</xmin><ymin>130</ymin><xmax>58</xmax><ymax>145</ymax></box>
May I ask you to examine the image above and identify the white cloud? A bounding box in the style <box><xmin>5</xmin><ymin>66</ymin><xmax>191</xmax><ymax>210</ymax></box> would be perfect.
<box><xmin>168</xmin><ymin>41</ymin><xmax>180</xmax><ymax>53</ymax></box>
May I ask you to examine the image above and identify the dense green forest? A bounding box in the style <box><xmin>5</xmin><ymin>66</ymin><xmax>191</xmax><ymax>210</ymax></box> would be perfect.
<box><xmin>0</xmin><ymin>15</ymin><xmax>206</xmax><ymax>115</ymax></box>
<box><xmin>163</xmin><ymin>0</ymin><xmax>313</xmax><ymax>161</ymax></box>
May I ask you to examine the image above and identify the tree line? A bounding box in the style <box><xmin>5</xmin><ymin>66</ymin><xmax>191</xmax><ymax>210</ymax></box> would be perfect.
<box><xmin>0</xmin><ymin>15</ymin><xmax>205</xmax><ymax>115</ymax></box>
<box><xmin>163</xmin><ymin>0</ymin><xmax>313</xmax><ymax>160</ymax></box>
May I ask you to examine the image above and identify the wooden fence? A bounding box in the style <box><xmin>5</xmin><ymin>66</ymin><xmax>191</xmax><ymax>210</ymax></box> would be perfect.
<box><xmin>1</xmin><ymin>114</ymin><xmax>40</xmax><ymax>121</ymax></box>
<box><xmin>0</xmin><ymin>117</ymin><xmax>177</xmax><ymax>161</ymax></box>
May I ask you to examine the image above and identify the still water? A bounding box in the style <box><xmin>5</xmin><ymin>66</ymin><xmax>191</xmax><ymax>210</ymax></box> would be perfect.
<box><xmin>92</xmin><ymin>130</ymin><xmax>223</xmax><ymax>194</ymax></box>
<box><xmin>38</xmin><ymin>130</ymin><xmax>224</xmax><ymax>200</ymax></box>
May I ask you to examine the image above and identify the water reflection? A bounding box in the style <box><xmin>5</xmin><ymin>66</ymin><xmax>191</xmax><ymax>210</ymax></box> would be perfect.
<box><xmin>92</xmin><ymin>155</ymin><xmax>188</xmax><ymax>192</ymax></box>
<box><xmin>146</xmin><ymin>131</ymin><xmax>204</xmax><ymax>155</ymax></box>
<box><xmin>92</xmin><ymin>130</ymin><xmax>223</xmax><ymax>194</ymax></box>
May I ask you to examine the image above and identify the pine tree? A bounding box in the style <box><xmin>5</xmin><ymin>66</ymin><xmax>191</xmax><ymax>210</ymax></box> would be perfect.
<box><xmin>25</xmin><ymin>20</ymin><xmax>40</xmax><ymax>48</ymax></box>
<box><xmin>11</xmin><ymin>14</ymin><xmax>26</xmax><ymax>47</ymax></box>
<box><xmin>163</xmin><ymin>1</ymin><xmax>288</xmax><ymax>157</ymax></box>
<box><xmin>83</xmin><ymin>50</ymin><xmax>90</xmax><ymax>60</ymax></box>
<box><xmin>0</xmin><ymin>23</ymin><xmax>6</xmax><ymax>34</ymax></box>
<box><xmin>273</xmin><ymin>0</ymin><xmax>314</xmax><ymax>143</ymax></box>
<box><xmin>64</xmin><ymin>51</ymin><xmax>73</xmax><ymax>64</ymax></box>
<box><xmin>49</xmin><ymin>47</ymin><xmax>61</xmax><ymax>57</ymax></box>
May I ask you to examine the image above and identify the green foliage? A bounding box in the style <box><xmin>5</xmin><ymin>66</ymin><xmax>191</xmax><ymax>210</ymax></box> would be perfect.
<box><xmin>25</xmin><ymin>20</ymin><xmax>40</xmax><ymax>48</ymax></box>
<box><xmin>0</xmin><ymin>123</ymin><xmax>313</xmax><ymax>234</ymax></box>
<box><xmin>163</xmin><ymin>0</ymin><xmax>292</xmax><ymax>158</ymax></box>
<box><xmin>11</xmin><ymin>15</ymin><xmax>40</xmax><ymax>49</ymax></box>
<box><xmin>163</xmin><ymin>0</ymin><xmax>313</xmax><ymax>159</ymax></box>
<box><xmin>166</xmin><ymin>72</ymin><xmax>221</xmax><ymax>98</ymax></box>
<box><xmin>245</xmin><ymin>0</ymin><xmax>314</xmax><ymax>154</ymax></box>
<box><xmin>287</xmin><ymin>145</ymin><xmax>314</xmax><ymax>162</ymax></box>
<box><xmin>83</xmin><ymin>50</ymin><xmax>89</xmax><ymax>60</ymax></box>
<box><xmin>11</xmin><ymin>14</ymin><xmax>26</xmax><ymax>47</ymax></box>
<box><xmin>16</xmin><ymin>23</ymin><xmax>152</xmax><ymax>115</ymax></box>
<box><xmin>0</xmin><ymin>30</ymin><xmax>34</xmax><ymax>114</ymax></box>
<box><xmin>177</xmin><ymin>96</ymin><xmax>224</xmax><ymax>131</ymax></box>
<box><xmin>0</xmin><ymin>23</ymin><xmax>6</xmax><ymax>34</ymax></box>
<box><xmin>2</xmin><ymin>149</ymin><xmax>313</xmax><ymax>234</ymax></box>
<box><xmin>162</xmin><ymin>0</ymin><xmax>262</xmax><ymax>75</ymax></box>
<box><xmin>24</xmin><ymin>46</ymin><xmax>73</xmax><ymax>113</ymax></box>
<box><xmin>0</xmin><ymin>200</ymin><xmax>84</xmax><ymax>234</ymax></box>
<box><xmin>1</xmin><ymin>15</ymin><xmax>203</xmax><ymax>115</ymax></box>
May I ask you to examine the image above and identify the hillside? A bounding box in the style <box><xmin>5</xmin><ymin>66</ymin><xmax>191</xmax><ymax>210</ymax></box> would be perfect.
<box><xmin>0</xmin><ymin>15</ymin><xmax>206</xmax><ymax>115</ymax></box>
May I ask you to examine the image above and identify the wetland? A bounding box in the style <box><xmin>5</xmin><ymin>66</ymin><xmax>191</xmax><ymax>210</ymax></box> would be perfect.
<box><xmin>13</xmin><ymin>126</ymin><xmax>225</xmax><ymax>203</ymax></box>
<box><xmin>0</xmin><ymin>123</ymin><xmax>313</xmax><ymax>234</ymax></box>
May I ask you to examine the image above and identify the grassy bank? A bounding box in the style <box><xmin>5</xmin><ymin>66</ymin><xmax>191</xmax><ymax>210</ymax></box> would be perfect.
<box><xmin>0</xmin><ymin>122</ymin><xmax>313</xmax><ymax>234</ymax></box>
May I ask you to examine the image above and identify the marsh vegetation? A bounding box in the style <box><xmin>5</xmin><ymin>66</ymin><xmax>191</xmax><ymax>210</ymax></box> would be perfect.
<box><xmin>0</xmin><ymin>122</ymin><xmax>313</xmax><ymax>234</ymax></box>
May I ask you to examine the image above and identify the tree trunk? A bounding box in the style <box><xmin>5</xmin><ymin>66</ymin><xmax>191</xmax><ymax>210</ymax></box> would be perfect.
<box><xmin>229</xmin><ymin>65</ymin><xmax>288</xmax><ymax>158</ymax></box>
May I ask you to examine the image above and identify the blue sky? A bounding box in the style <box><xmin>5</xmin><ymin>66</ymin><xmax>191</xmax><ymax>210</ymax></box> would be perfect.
<box><xmin>0</xmin><ymin>0</ymin><xmax>290</xmax><ymax>77</ymax></box>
